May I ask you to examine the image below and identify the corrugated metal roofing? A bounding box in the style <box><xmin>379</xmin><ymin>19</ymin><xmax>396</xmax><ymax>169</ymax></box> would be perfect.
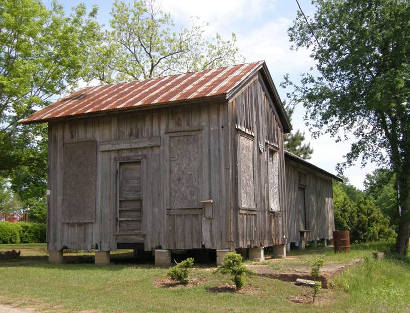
<box><xmin>20</xmin><ymin>61</ymin><xmax>264</xmax><ymax>124</ymax></box>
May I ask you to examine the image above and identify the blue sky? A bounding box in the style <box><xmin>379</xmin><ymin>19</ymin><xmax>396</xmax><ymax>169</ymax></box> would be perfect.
<box><xmin>49</xmin><ymin>0</ymin><xmax>377</xmax><ymax>188</ymax></box>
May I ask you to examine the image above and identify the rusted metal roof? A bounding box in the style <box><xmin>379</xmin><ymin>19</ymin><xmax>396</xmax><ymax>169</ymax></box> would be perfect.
<box><xmin>20</xmin><ymin>61</ymin><xmax>265</xmax><ymax>124</ymax></box>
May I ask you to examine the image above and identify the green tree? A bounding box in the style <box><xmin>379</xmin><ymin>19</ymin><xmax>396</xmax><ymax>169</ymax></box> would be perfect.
<box><xmin>0</xmin><ymin>0</ymin><xmax>101</xmax><ymax>219</ymax></box>
<box><xmin>0</xmin><ymin>178</ymin><xmax>23</xmax><ymax>215</ymax></box>
<box><xmin>287</xmin><ymin>0</ymin><xmax>409</xmax><ymax>254</ymax></box>
<box><xmin>90</xmin><ymin>0</ymin><xmax>242</xmax><ymax>83</ymax></box>
<box><xmin>364</xmin><ymin>168</ymin><xmax>399</xmax><ymax>230</ymax></box>
<box><xmin>283</xmin><ymin>105</ymin><xmax>313</xmax><ymax>159</ymax></box>
<box><xmin>333</xmin><ymin>181</ymin><xmax>395</xmax><ymax>243</ymax></box>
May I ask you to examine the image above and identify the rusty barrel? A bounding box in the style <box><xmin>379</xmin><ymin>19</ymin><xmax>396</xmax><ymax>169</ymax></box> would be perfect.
<box><xmin>333</xmin><ymin>230</ymin><xmax>350</xmax><ymax>252</ymax></box>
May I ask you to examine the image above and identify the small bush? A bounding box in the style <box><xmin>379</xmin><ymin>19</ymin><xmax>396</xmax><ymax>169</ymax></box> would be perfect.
<box><xmin>18</xmin><ymin>222</ymin><xmax>46</xmax><ymax>243</ymax></box>
<box><xmin>310</xmin><ymin>256</ymin><xmax>324</xmax><ymax>303</ymax></box>
<box><xmin>0</xmin><ymin>222</ymin><xmax>46</xmax><ymax>244</ymax></box>
<box><xmin>313</xmin><ymin>281</ymin><xmax>322</xmax><ymax>303</ymax></box>
<box><xmin>0</xmin><ymin>222</ymin><xmax>21</xmax><ymax>244</ymax></box>
<box><xmin>167</xmin><ymin>257</ymin><xmax>194</xmax><ymax>285</ymax></box>
<box><xmin>310</xmin><ymin>256</ymin><xmax>324</xmax><ymax>278</ymax></box>
<box><xmin>217</xmin><ymin>252</ymin><xmax>250</xmax><ymax>290</ymax></box>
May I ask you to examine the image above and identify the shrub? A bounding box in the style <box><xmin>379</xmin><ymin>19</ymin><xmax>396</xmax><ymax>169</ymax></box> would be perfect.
<box><xmin>0</xmin><ymin>222</ymin><xmax>21</xmax><ymax>244</ymax></box>
<box><xmin>312</xmin><ymin>281</ymin><xmax>322</xmax><ymax>303</ymax></box>
<box><xmin>310</xmin><ymin>256</ymin><xmax>324</xmax><ymax>278</ymax></box>
<box><xmin>0</xmin><ymin>222</ymin><xmax>46</xmax><ymax>244</ymax></box>
<box><xmin>18</xmin><ymin>222</ymin><xmax>46</xmax><ymax>243</ymax></box>
<box><xmin>167</xmin><ymin>257</ymin><xmax>194</xmax><ymax>285</ymax></box>
<box><xmin>310</xmin><ymin>256</ymin><xmax>324</xmax><ymax>303</ymax></box>
<box><xmin>217</xmin><ymin>252</ymin><xmax>250</xmax><ymax>290</ymax></box>
<box><xmin>333</xmin><ymin>182</ymin><xmax>396</xmax><ymax>243</ymax></box>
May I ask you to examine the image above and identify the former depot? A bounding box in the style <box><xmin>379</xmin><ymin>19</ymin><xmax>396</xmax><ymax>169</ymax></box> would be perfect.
<box><xmin>21</xmin><ymin>61</ymin><xmax>341</xmax><ymax>265</ymax></box>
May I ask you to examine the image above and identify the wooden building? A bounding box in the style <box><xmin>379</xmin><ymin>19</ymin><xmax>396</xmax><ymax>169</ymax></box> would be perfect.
<box><xmin>285</xmin><ymin>151</ymin><xmax>342</xmax><ymax>249</ymax></box>
<box><xmin>20</xmin><ymin>61</ymin><xmax>339</xmax><ymax>265</ymax></box>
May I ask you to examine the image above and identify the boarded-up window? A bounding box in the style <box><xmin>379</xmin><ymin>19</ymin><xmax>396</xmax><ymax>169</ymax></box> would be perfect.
<box><xmin>169</xmin><ymin>134</ymin><xmax>201</xmax><ymax>208</ymax></box>
<box><xmin>268</xmin><ymin>149</ymin><xmax>280</xmax><ymax>211</ymax></box>
<box><xmin>62</xmin><ymin>141</ymin><xmax>96</xmax><ymax>223</ymax></box>
<box><xmin>238</xmin><ymin>135</ymin><xmax>255</xmax><ymax>208</ymax></box>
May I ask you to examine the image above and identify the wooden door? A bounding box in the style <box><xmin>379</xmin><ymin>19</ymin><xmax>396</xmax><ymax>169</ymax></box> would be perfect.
<box><xmin>166</xmin><ymin>133</ymin><xmax>203</xmax><ymax>249</ymax></box>
<box><xmin>297</xmin><ymin>187</ymin><xmax>307</xmax><ymax>230</ymax></box>
<box><xmin>117</xmin><ymin>161</ymin><xmax>143</xmax><ymax>235</ymax></box>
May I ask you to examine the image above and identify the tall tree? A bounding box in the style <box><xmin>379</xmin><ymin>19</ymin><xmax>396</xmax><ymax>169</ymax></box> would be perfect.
<box><xmin>90</xmin><ymin>0</ymin><xmax>242</xmax><ymax>83</ymax></box>
<box><xmin>333</xmin><ymin>181</ymin><xmax>395</xmax><ymax>243</ymax></box>
<box><xmin>0</xmin><ymin>0</ymin><xmax>101</xmax><ymax>219</ymax></box>
<box><xmin>287</xmin><ymin>0</ymin><xmax>409</xmax><ymax>254</ymax></box>
<box><xmin>283</xmin><ymin>105</ymin><xmax>313</xmax><ymax>159</ymax></box>
<box><xmin>364</xmin><ymin>168</ymin><xmax>399</xmax><ymax>230</ymax></box>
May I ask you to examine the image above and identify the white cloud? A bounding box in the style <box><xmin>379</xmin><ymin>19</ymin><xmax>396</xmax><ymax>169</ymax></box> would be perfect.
<box><xmin>159</xmin><ymin>0</ymin><xmax>276</xmax><ymax>31</ymax></box>
<box><xmin>236</xmin><ymin>18</ymin><xmax>314</xmax><ymax>80</ymax></box>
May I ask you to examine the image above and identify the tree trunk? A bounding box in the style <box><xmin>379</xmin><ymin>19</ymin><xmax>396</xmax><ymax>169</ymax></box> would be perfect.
<box><xmin>396</xmin><ymin>219</ymin><xmax>409</xmax><ymax>255</ymax></box>
<box><xmin>395</xmin><ymin>172</ymin><xmax>409</xmax><ymax>256</ymax></box>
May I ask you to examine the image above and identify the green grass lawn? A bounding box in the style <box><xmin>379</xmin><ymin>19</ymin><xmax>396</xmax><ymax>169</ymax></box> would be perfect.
<box><xmin>264</xmin><ymin>241</ymin><xmax>395</xmax><ymax>271</ymax></box>
<box><xmin>0</xmin><ymin>242</ymin><xmax>409</xmax><ymax>313</ymax></box>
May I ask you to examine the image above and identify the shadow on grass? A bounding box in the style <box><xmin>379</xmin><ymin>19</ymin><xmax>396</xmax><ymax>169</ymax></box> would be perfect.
<box><xmin>283</xmin><ymin>241</ymin><xmax>396</xmax><ymax>257</ymax></box>
<box><xmin>206</xmin><ymin>285</ymin><xmax>237</xmax><ymax>293</ymax></box>
<box><xmin>0</xmin><ymin>253</ymin><xmax>162</xmax><ymax>271</ymax></box>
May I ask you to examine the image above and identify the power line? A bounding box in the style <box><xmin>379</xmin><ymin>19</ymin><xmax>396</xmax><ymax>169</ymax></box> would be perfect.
<box><xmin>295</xmin><ymin>0</ymin><xmax>322</xmax><ymax>49</ymax></box>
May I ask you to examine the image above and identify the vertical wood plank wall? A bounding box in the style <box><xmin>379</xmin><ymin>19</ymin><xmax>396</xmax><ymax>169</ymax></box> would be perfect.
<box><xmin>47</xmin><ymin>101</ymin><xmax>230</xmax><ymax>251</ymax></box>
<box><xmin>47</xmin><ymin>72</ymin><xmax>332</xmax><ymax>253</ymax></box>
<box><xmin>229</xmin><ymin>74</ymin><xmax>287</xmax><ymax>249</ymax></box>
<box><xmin>285</xmin><ymin>159</ymin><xmax>335</xmax><ymax>243</ymax></box>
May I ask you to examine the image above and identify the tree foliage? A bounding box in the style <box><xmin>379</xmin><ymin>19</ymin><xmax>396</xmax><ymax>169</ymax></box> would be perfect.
<box><xmin>283</xmin><ymin>105</ymin><xmax>313</xmax><ymax>159</ymax></box>
<box><xmin>364</xmin><ymin>168</ymin><xmax>399</xmax><ymax>230</ymax></box>
<box><xmin>333</xmin><ymin>181</ymin><xmax>396</xmax><ymax>243</ymax></box>
<box><xmin>1</xmin><ymin>0</ymin><xmax>242</xmax><ymax>223</ymax></box>
<box><xmin>287</xmin><ymin>0</ymin><xmax>409</xmax><ymax>254</ymax></box>
<box><xmin>0</xmin><ymin>0</ymin><xmax>101</xmax><ymax>221</ymax></box>
<box><xmin>90</xmin><ymin>0</ymin><xmax>242</xmax><ymax>83</ymax></box>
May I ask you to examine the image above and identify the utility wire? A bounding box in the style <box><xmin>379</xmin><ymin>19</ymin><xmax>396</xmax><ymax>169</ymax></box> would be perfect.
<box><xmin>295</xmin><ymin>0</ymin><xmax>322</xmax><ymax>49</ymax></box>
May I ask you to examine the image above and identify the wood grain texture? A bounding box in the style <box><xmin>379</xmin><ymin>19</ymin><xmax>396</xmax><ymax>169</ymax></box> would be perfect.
<box><xmin>285</xmin><ymin>158</ymin><xmax>335</xmax><ymax>243</ymax></box>
<box><xmin>230</xmin><ymin>76</ymin><xmax>287</xmax><ymax>248</ymax></box>
<box><xmin>46</xmin><ymin>72</ymin><xmax>334</xmax><ymax>253</ymax></box>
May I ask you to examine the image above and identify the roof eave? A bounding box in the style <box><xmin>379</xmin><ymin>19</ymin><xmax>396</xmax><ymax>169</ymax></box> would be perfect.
<box><xmin>284</xmin><ymin>150</ymin><xmax>343</xmax><ymax>182</ymax></box>
<box><xmin>18</xmin><ymin>93</ymin><xmax>228</xmax><ymax>125</ymax></box>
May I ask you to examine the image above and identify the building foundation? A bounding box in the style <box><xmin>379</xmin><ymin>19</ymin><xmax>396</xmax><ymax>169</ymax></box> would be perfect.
<box><xmin>95</xmin><ymin>251</ymin><xmax>110</xmax><ymax>265</ymax></box>
<box><xmin>216</xmin><ymin>249</ymin><xmax>231</xmax><ymax>266</ymax></box>
<box><xmin>48</xmin><ymin>250</ymin><xmax>63</xmax><ymax>264</ymax></box>
<box><xmin>272</xmin><ymin>244</ymin><xmax>286</xmax><ymax>258</ymax></box>
<box><xmin>155</xmin><ymin>249</ymin><xmax>171</xmax><ymax>267</ymax></box>
<box><xmin>248</xmin><ymin>247</ymin><xmax>264</xmax><ymax>262</ymax></box>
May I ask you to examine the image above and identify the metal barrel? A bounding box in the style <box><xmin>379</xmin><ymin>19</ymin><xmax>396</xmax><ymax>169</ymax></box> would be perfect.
<box><xmin>333</xmin><ymin>230</ymin><xmax>350</xmax><ymax>252</ymax></box>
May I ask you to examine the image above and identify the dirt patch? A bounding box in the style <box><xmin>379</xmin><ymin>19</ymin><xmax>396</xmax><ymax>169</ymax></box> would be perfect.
<box><xmin>248</xmin><ymin>258</ymin><xmax>363</xmax><ymax>289</ymax></box>
<box><xmin>206</xmin><ymin>283</ymin><xmax>260</xmax><ymax>295</ymax></box>
<box><xmin>0</xmin><ymin>304</ymin><xmax>36</xmax><ymax>313</ymax></box>
<box><xmin>288</xmin><ymin>294</ymin><xmax>313</xmax><ymax>304</ymax></box>
<box><xmin>154</xmin><ymin>277</ymin><xmax>203</xmax><ymax>288</ymax></box>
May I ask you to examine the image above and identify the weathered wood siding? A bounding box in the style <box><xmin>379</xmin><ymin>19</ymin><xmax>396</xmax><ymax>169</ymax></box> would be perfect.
<box><xmin>285</xmin><ymin>159</ymin><xmax>335</xmax><ymax>243</ymax></box>
<box><xmin>47</xmin><ymin>101</ymin><xmax>231</xmax><ymax>251</ymax></box>
<box><xmin>229</xmin><ymin>74</ymin><xmax>287</xmax><ymax>249</ymax></box>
